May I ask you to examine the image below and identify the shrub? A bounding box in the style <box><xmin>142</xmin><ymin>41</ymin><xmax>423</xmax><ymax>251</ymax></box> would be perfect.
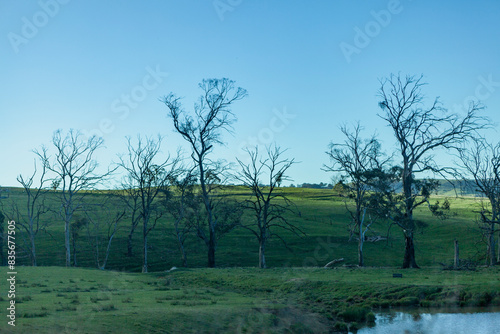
<box><xmin>338</xmin><ymin>307</ymin><xmax>371</xmax><ymax>323</ymax></box>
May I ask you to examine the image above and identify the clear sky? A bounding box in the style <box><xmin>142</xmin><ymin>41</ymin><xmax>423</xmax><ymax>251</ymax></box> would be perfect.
<box><xmin>1</xmin><ymin>0</ymin><xmax>499</xmax><ymax>188</ymax></box>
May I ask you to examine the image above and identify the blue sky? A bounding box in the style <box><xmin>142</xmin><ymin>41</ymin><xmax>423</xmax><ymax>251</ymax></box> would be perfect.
<box><xmin>1</xmin><ymin>0</ymin><xmax>499</xmax><ymax>187</ymax></box>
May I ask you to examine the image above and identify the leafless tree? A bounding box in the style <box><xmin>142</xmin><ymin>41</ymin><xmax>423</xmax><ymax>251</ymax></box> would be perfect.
<box><xmin>13</xmin><ymin>157</ymin><xmax>50</xmax><ymax>266</ymax></box>
<box><xmin>35</xmin><ymin>129</ymin><xmax>113</xmax><ymax>267</ymax></box>
<box><xmin>119</xmin><ymin>174</ymin><xmax>142</xmax><ymax>258</ymax></box>
<box><xmin>236</xmin><ymin>146</ymin><xmax>303</xmax><ymax>269</ymax></box>
<box><xmin>84</xmin><ymin>196</ymin><xmax>126</xmax><ymax>270</ymax></box>
<box><xmin>118</xmin><ymin>135</ymin><xmax>180</xmax><ymax>273</ymax></box>
<box><xmin>324</xmin><ymin>124</ymin><xmax>390</xmax><ymax>267</ymax></box>
<box><xmin>162</xmin><ymin>78</ymin><xmax>247</xmax><ymax>267</ymax></box>
<box><xmin>378</xmin><ymin>73</ymin><xmax>487</xmax><ymax>268</ymax></box>
<box><xmin>456</xmin><ymin>137</ymin><xmax>500</xmax><ymax>266</ymax></box>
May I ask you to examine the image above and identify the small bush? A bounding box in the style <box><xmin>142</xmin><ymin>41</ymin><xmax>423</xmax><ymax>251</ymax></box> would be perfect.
<box><xmin>366</xmin><ymin>312</ymin><xmax>376</xmax><ymax>323</ymax></box>
<box><xmin>56</xmin><ymin>305</ymin><xmax>77</xmax><ymax>312</ymax></box>
<box><xmin>90</xmin><ymin>295</ymin><xmax>111</xmax><ymax>303</ymax></box>
<box><xmin>397</xmin><ymin>297</ymin><xmax>419</xmax><ymax>306</ymax></box>
<box><xmin>21</xmin><ymin>311</ymin><xmax>49</xmax><ymax>318</ymax></box>
<box><xmin>333</xmin><ymin>321</ymin><xmax>348</xmax><ymax>332</ymax></box>
<box><xmin>338</xmin><ymin>307</ymin><xmax>371</xmax><ymax>323</ymax></box>
<box><xmin>94</xmin><ymin>304</ymin><xmax>117</xmax><ymax>312</ymax></box>
<box><xmin>17</xmin><ymin>296</ymin><xmax>33</xmax><ymax>303</ymax></box>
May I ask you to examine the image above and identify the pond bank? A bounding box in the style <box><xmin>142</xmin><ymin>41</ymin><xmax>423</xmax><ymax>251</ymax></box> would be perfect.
<box><xmin>164</xmin><ymin>266</ymin><xmax>500</xmax><ymax>332</ymax></box>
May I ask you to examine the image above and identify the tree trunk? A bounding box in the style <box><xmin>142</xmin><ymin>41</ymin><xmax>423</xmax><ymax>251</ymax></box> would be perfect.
<box><xmin>65</xmin><ymin>220</ymin><xmax>71</xmax><ymax>267</ymax></box>
<box><xmin>100</xmin><ymin>231</ymin><xmax>116</xmax><ymax>270</ymax></box>
<box><xmin>142</xmin><ymin>223</ymin><xmax>148</xmax><ymax>273</ymax></box>
<box><xmin>401</xmin><ymin>168</ymin><xmax>419</xmax><ymax>269</ymax></box>
<box><xmin>31</xmin><ymin>234</ymin><xmax>37</xmax><ymax>267</ymax></box>
<box><xmin>402</xmin><ymin>231</ymin><xmax>419</xmax><ymax>268</ymax></box>
<box><xmin>259</xmin><ymin>238</ymin><xmax>267</xmax><ymax>269</ymax></box>
<box><xmin>454</xmin><ymin>239</ymin><xmax>459</xmax><ymax>269</ymax></box>
<box><xmin>72</xmin><ymin>233</ymin><xmax>77</xmax><ymax>267</ymax></box>
<box><xmin>358</xmin><ymin>236</ymin><xmax>364</xmax><ymax>267</ymax></box>
<box><xmin>208</xmin><ymin>227</ymin><xmax>216</xmax><ymax>268</ymax></box>
<box><xmin>488</xmin><ymin>224</ymin><xmax>496</xmax><ymax>266</ymax></box>
<box><xmin>497</xmin><ymin>234</ymin><xmax>500</xmax><ymax>264</ymax></box>
<box><xmin>127</xmin><ymin>229</ymin><xmax>134</xmax><ymax>257</ymax></box>
<box><xmin>176</xmin><ymin>233</ymin><xmax>188</xmax><ymax>267</ymax></box>
<box><xmin>181</xmin><ymin>248</ymin><xmax>188</xmax><ymax>267</ymax></box>
<box><xmin>358</xmin><ymin>214</ymin><xmax>364</xmax><ymax>267</ymax></box>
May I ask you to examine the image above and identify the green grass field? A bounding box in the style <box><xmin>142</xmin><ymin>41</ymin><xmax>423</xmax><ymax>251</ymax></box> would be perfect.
<box><xmin>1</xmin><ymin>186</ymin><xmax>497</xmax><ymax>332</ymax></box>
<box><xmin>1</xmin><ymin>187</ymin><xmax>488</xmax><ymax>271</ymax></box>
<box><xmin>1</xmin><ymin>266</ymin><xmax>499</xmax><ymax>333</ymax></box>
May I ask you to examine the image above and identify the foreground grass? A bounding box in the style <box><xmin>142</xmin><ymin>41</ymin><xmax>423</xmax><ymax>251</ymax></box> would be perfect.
<box><xmin>1</xmin><ymin>266</ymin><xmax>499</xmax><ymax>333</ymax></box>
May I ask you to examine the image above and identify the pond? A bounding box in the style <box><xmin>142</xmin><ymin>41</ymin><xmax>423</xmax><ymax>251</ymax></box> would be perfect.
<box><xmin>356</xmin><ymin>309</ymin><xmax>500</xmax><ymax>334</ymax></box>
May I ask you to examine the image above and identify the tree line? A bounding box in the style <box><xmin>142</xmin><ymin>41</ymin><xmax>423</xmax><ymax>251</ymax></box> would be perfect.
<box><xmin>0</xmin><ymin>74</ymin><xmax>499</xmax><ymax>271</ymax></box>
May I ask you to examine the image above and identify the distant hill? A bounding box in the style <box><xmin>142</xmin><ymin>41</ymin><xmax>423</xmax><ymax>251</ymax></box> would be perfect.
<box><xmin>435</xmin><ymin>179</ymin><xmax>482</xmax><ymax>197</ymax></box>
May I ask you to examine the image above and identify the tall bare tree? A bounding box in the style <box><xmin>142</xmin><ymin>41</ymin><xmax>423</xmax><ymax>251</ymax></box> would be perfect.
<box><xmin>163</xmin><ymin>78</ymin><xmax>247</xmax><ymax>267</ymax></box>
<box><xmin>118</xmin><ymin>135</ymin><xmax>180</xmax><ymax>273</ymax></box>
<box><xmin>457</xmin><ymin>137</ymin><xmax>500</xmax><ymax>266</ymax></box>
<box><xmin>84</xmin><ymin>195</ymin><xmax>126</xmax><ymax>270</ymax></box>
<box><xmin>378</xmin><ymin>73</ymin><xmax>487</xmax><ymax>268</ymax></box>
<box><xmin>14</xmin><ymin>157</ymin><xmax>50</xmax><ymax>266</ymax></box>
<box><xmin>236</xmin><ymin>146</ymin><xmax>302</xmax><ymax>268</ymax></box>
<box><xmin>36</xmin><ymin>129</ymin><xmax>112</xmax><ymax>267</ymax></box>
<box><xmin>324</xmin><ymin>124</ymin><xmax>390</xmax><ymax>267</ymax></box>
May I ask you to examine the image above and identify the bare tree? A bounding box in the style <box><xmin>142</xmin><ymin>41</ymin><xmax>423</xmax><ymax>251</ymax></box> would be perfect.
<box><xmin>163</xmin><ymin>78</ymin><xmax>247</xmax><ymax>267</ymax></box>
<box><xmin>13</xmin><ymin>158</ymin><xmax>50</xmax><ymax>266</ymax></box>
<box><xmin>378</xmin><ymin>73</ymin><xmax>487</xmax><ymax>268</ymax></box>
<box><xmin>324</xmin><ymin>124</ymin><xmax>389</xmax><ymax>267</ymax></box>
<box><xmin>236</xmin><ymin>146</ymin><xmax>303</xmax><ymax>268</ymax></box>
<box><xmin>119</xmin><ymin>174</ymin><xmax>142</xmax><ymax>258</ymax></box>
<box><xmin>118</xmin><ymin>135</ymin><xmax>180</xmax><ymax>273</ymax></box>
<box><xmin>456</xmin><ymin>137</ymin><xmax>500</xmax><ymax>266</ymax></box>
<box><xmin>84</xmin><ymin>195</ymin><xmax>126</xmax><ymax>270</ymax></box>
<box><xmin>35</xmin><ymin>129</ymin><xmax>113</xmax><ymax>267</ymax></box>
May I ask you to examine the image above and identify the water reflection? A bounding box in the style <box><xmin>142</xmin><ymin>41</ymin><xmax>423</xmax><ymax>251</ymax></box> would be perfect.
<box><xmin>357</xmin><ymin>311</ymin><xmax>500</xmax><ymax>334</ymax></box>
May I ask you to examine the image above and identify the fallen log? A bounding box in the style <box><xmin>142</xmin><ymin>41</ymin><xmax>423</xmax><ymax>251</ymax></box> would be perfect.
<box><xmin>324</xmin><ymin>258</ymin><xmax>344</xmax><ymax>268</ymax></box>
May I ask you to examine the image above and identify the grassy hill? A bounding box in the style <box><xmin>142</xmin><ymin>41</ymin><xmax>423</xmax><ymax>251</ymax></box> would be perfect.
<box><xmin>1</xmin><ymin>187</ymin><xmax>498</xmax><ymax>332</ymax></box>
<box><xmin>0</xmin><ymin>186</ymin><xmax>489</xmax><ymax>271</ymax></box>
